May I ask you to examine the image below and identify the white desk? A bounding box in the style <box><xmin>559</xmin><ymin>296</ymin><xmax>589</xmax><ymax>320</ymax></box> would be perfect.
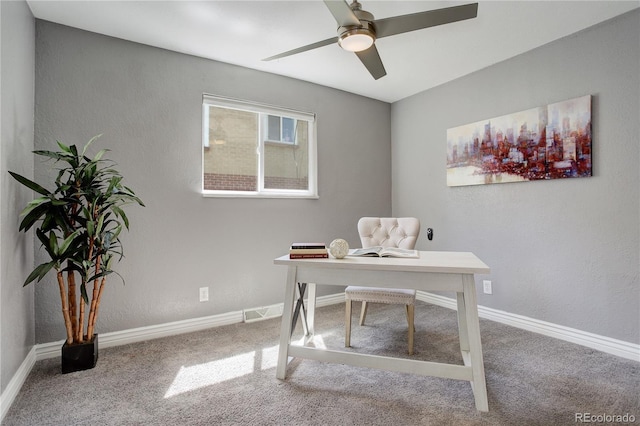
<box><xmin>274</xmin><ymin>251</ymin><xmax>491</xmax><ymax>412</ymax></box>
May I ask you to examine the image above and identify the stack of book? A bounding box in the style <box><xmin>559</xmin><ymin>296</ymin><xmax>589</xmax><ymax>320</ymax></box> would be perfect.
<box><xmin>289</xmin><ymin>243</ymin><xmax>328</xmax><ymax>259</ymax></box>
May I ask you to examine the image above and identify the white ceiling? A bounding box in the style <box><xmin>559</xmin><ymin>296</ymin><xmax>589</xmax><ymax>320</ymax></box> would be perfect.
<box><xmin>26</xmin><ymin>0</ymin><xmax>639</xmax><ymax>103</ymax></box>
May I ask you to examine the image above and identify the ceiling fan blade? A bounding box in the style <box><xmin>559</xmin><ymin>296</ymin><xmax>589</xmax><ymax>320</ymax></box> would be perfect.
<box><xmin>263</xmin><ymin>37</ymin><xmax>338</xmax><ymax>61</ymax></box>
<box><xmin>374</xmin><ymin>3</ymin><xmax>478</xmax><ymax>39</ymax></box>
<box><xmin>355</xmin><ymin>44</ymin><xmax>386</xmax><ymax>80</ymax></box>
<box><xmin>323</xmin><ymin>0</ymin><xmax>361</xmax><ymax>27</ymax></box>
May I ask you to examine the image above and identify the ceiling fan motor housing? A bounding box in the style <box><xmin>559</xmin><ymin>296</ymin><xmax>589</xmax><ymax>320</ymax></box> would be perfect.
<box><xmin>337</xmin><ymin>3</ymin><xmax>376</xmax><ymax>49</ymax></box>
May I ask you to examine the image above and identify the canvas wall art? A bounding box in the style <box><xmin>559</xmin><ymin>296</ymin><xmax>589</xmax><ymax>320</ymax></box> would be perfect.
<box><xmin>446</xmin><ymin>95</ymin><xmax>592</xmax><ymax>187</ymax></box>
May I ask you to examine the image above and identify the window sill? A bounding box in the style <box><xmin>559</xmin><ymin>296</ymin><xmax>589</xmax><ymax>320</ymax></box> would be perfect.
<box><xmin>264</xmin><ymin>140</ymin><xmax>297</xmax><ymax>147</ymax></box>
<box><xmin>202</xmin><ymin>191</ymin><xmax>319</xmax><ymax>199</ymax></box>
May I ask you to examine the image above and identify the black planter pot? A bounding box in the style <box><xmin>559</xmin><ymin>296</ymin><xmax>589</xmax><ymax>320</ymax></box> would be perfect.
<box><xmin>61</xmin><ymin>334</ymin><xmax>99</xmax><ymax>374</ymax></box>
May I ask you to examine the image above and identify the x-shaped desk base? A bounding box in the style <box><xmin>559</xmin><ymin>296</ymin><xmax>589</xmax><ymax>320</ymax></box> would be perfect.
<box><xmin>291</xmin><ymin>282</ymin><xmax>309</xmax><ymax>337</ymax></box>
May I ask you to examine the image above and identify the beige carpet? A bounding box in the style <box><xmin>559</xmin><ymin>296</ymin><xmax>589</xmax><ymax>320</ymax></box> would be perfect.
<box><xmin>3</xmin><ymin>301</ymin><xmax>639</xmax><ymax>425</ymax></box>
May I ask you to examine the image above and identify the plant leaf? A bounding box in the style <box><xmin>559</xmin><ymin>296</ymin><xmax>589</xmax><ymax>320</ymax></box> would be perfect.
<box><xmin>87</xmin><ymin>269</ymin><xmax>112</xmax><ymax>283</ymax></box>
<box><xmin>19</xmin><ymin>202</ymin><xmax>51</xmax><ymax>232</ymax></box>
<box><xmin>58</xmin><ymin>230</ymin><xmax>81</xmax><ymax>256</ymax></box>
<box><xmin>56</xmin><ymin>141</ymin><xmax>72</xmax><ymax>154</ymax></box>
<box><xmin>93</xmin><ymin>149</ymin><xmax>108</xmax><ymax>162</ymax></box>
<box><xmin>23</xmin><ymin>261</ymin><xmax>57</xmax><ymax>286</ymax></box>
<box><xmin>8</xmin><ymin>171</ymin><xmax>51</xmax><ymax>196</ymax></box>
<box><xmin>33</xmin><ymin>150</ymin><xmax>74</xmax><ymax>163</ymax></box>
<box><xmin>80</xmin><ymin>283</ymin><xmax>89</xmax><ymax>305</ymax></box>
<box><xmin>111</xmin><ymin>205</ymin><xmax>129</xmax><ymax>229</ymax></box>
<box><xmin>19</xmin><ymin>196</ymin><xmax>51</xmax><ymax>218</ymax></box>
<box><xmin>49</xmin><ymin>231</ymin><xmax>59</xmax><ymax>257</ymax></box>
<box><xmin>36</xmin><ymin>229</ymin><xmax>56</xmax><ymax>259</ymax></box>
<box><xmin>81</xmin><ymin>134</ymin><xmax>103</xmax><ymax>157</ymax></box>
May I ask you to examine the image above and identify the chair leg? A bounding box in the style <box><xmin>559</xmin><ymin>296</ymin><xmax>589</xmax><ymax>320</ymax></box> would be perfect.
<box><xmin>405</xmin><ymin>305</ymin><xmax>416</xmax><ymax>332</ymax></box>
<box><xmin>345</xmin><ymin>300</ymin><xmax>352</xmax><ymax>348</ymax></box>
<box><xmin>407</xmin><ymin>304</ymin><xmax>415</xmax><ymax>355</ymax></box>
<box><xmin>359</xmin><ymin>301</ymin><xmax>368</xmax><ymax>326</ymax></box>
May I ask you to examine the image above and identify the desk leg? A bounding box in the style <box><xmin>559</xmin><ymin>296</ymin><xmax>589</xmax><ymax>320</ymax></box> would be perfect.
<box><xmin>461</xmin><ymin>274</ymin><xmax>489</xmax><ymax>412</ymax></box>
<box><xmin>456</xmin><ymin>292</ymin><xmax>470</xmax><ymax>352</ymax></box>
<box><xmin>306</xmin><ymin>283</ymin><xmax>317</xmax><ymax>337</ymax></box>
<box><xmin>276</xmin><ymin>266</ymin><xmax>297</xmax><ymax>380</ymax></box>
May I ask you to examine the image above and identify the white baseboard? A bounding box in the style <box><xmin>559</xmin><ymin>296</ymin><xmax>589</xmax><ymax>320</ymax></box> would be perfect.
<box><xmin>242</xmin><ymin>292</ymin><xmax>344</xmax><ymax>323</ymax></box>
<box><xmin>3</xmin><ymin>291</ymin><xmax>638</xmax><ymax>423</ymax></box>
<box><xmin>35</xmin><ymin>292</ymin><xmax>345</xmax><ymax>361</ymax></box>
<box><xmin>312</xmin><ymin>292</ymin><xmax>346</xmax><ymax>307</ymax></box>
<box><xmin>0</xmin><ymin>346</ymin><xmax>36</xmax><ymax>421</ymax></box>
<box><xmin>35</xmin><ymin>310</ymin><xmax>245</xmax><ymax>361</ymax></box>
<box><xmin>416</xmin><ymin>291</ymin><xmax>640</xmax><ymax>362</ymax></box>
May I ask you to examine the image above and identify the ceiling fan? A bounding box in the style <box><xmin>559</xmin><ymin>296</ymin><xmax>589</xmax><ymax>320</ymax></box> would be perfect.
<box><xmin>263</xmin><ymin>0</ymin><xmax>479</xmax><ymax>80</ymax></box>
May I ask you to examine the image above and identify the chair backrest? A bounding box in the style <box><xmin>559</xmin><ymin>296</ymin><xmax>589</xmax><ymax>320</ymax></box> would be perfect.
<box><xmin>357</xmin><ymin>217</ymin><xmax>420</xmax><ymax>250</ymax></box>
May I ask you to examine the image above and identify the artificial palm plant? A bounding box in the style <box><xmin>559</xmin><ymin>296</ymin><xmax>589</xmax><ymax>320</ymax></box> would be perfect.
<box><xmin>9</xmin><ymin>135</ymin><xmax>143</xmax><ymax>346</ymax></box>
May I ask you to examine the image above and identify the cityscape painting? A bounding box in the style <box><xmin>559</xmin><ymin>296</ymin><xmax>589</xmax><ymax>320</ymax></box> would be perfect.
<box><xmin>446</xmin><ymin>95</ymin><xmax>592</xmax><ymax>187</ymax></box>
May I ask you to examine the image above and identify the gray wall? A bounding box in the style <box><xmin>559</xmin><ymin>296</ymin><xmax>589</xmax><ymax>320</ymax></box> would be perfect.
<box><xmin>392</xmin><ymin>10</ymin><xmax>639</xmax><ymax>344</ymax></box>
<box><xmin>33</xmin><ymin>21</ymin><xmax>391</xmax><ymax>343</ymax></box>
<box><xmin>0</xmin><ymin>1</ymin><xmax>36</xmax><ymax>393</ymax></box>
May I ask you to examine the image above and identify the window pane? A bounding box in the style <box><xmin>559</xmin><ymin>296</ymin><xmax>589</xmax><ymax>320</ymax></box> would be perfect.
<box><xmin>203</xmin><ymin>106</ymin><xmax>258</xmax><ymax>191</ymax></box>
<box><xmin>264</xmin><ymin>120</ymin><xmax>309</xmax><ymax>190</ymax></box>
<box><xmin>282</xmin><ymin>117</ymin><xmax>295</xmax><ymax>143</ymax></box>
<box><xmin>267</xmin><ymin>115</ymin><xmax>280</xmax><ymax>141</ymax></box>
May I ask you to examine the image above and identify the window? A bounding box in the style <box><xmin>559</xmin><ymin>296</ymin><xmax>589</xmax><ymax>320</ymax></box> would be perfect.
<box><xmin>265</xmin><ymin>115</ymin><xmax>296</xmax><ymax>144</ymax></box>
<box><xmin>202</xmin><ymin>95</ymin><xmax>317</xmax><ymax>198</ymax></box>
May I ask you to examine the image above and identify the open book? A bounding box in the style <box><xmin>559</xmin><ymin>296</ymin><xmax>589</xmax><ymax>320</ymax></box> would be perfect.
<box><xmin>348</xmin><ymin>247</ymin><xmax>419</xmax><ymax>258</ymax></box>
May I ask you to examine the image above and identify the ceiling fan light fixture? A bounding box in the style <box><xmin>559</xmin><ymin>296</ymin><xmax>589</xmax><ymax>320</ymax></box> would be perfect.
<box><xmin>338</xmin><ymin>28</ymin><xmax>375</xmax><ymax>52</ymax></box>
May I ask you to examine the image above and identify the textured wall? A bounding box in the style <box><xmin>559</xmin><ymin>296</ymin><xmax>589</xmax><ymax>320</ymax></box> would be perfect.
<box><xmin>392</xmin><ymin>10</ymin><xmax>639</xmax><ymax>343</ymax></box>
<box><xmin>1</xmin><ymin>1</ymin><xmax>35</xmax><ymax>393</ymax></box>
<box><xmin>34</xmin><ymin>21</ymin><xmax>391</xmax><ymax>343</ymax></box>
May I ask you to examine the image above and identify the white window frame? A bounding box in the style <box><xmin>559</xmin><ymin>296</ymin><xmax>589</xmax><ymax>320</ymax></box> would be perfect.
<box><xmin>202</xmin><ymin>94</ymin><xmax>318</xmax><ymax>199</ymax></box>
<box><xmin>263</xmin><ymin>115</ymin><xmax>297</xmax><ymax>145</ymax></box>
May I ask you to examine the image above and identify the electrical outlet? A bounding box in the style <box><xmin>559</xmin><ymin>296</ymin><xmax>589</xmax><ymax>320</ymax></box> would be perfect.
<box><xmin>482</xmin><ymin>280</ymin><xmax>492</xmax><ymax>295</ymax></box>
<box><xmin>199</xmin><ymin>287</ymin><xmax>209</xmax><ymax>302</ymax></box>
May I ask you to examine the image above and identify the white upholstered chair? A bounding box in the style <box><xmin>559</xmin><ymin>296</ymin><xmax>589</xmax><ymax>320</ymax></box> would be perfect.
<box><xmin>345</xmin><ymin>217</ymin><xmax>420</xmax><ymax>355</ymax></box>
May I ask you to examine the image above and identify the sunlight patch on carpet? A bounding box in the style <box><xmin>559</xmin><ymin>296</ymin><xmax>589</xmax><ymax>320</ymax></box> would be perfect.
<box><xmin>294</xmin><ymin>334</ymin><xmax>327</xmax><ymax>349</ymax></box>
<box><xmin>164</xmin><ymin>344</ymin><xmax>279</xmax><ymax>398</ymax></box>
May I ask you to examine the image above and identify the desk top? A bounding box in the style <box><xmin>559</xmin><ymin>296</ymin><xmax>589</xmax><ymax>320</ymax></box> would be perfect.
<box><xmin>274</xmin><ymin>250</ymin><xmax>490</xmax><ymax>274</ymax></box>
